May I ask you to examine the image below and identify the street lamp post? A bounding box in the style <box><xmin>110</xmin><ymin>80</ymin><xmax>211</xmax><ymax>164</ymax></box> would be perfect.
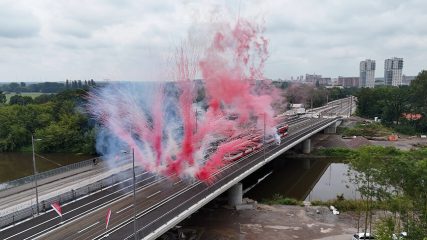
<box><xmin>31</xmin><ymin>134</ymin><xmax>42</xmax><ymax>215</ymax></box>
<box><xmin>132</xmin><ymin>148</ymin><xmax>137</xmax><ymax>240</ymax></box>
<box><xmin>263</xmin><ymin>114</ymin><xmax>266</xmax><ymax>161</ymax></box>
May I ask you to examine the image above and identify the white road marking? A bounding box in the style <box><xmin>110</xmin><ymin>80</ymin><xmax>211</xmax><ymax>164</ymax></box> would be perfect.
<box><xmin>173</xmin><ymin>180</ymin><xmax>182</xmax><ymax>186</ymax></box>
<box><xmin>77</xmin><ymin>221</ymin><xmax>99</xmax><ymax>233</ymax></box>
<box><xmin>116</xmin><ymin>205</ymin><xmax>133</xmax><ymax>214</ymax></box>
<box><xmin>146</xmin><ymin>191</ymin><xmax>161</xmax><ymax>199</ymax></box>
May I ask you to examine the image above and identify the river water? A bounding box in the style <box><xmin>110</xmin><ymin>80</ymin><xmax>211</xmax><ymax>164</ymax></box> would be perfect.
<box><xmin>0</xmin><ymin>152</ymin><xmax>95</xmax><ymax>183</ymax></box>
<box><xmin>244</xmin><ymin>155</ymin><xmax>359</xmax><ymax>202</ymax></box>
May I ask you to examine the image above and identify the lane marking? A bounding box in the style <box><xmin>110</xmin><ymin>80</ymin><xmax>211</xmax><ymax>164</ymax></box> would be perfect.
<box><xmin>29</xmin><ymin>176</ymin><xmax>168</xmax><ymax>240</ymax></box>
<box><xmin>77</xmin><ymin>221</ymin><xmax>99</xmax><ymax>233</ymax></box>
<box><xmin>116</xmin><ymin>205</ymin><xmax>133</xmax><ymax>214</ymax></box>
<box><xmin>10</xmin><ymin>174</ymin><xmax>160</xmax><ymax>240</ymax></box>
<box><xmin>173</xmin><ymin>180</ymin><xmax>182</xmax><ymax>186</ymax></box>
<box><xmin>1</xmin><ymin>170</ymin><xmax>149</xmax><ymax>235</ymax></box>
<box><xmin>146</xmin><ymin>191</ymin><xmax>161</xmax><ymax>199</ymax></box>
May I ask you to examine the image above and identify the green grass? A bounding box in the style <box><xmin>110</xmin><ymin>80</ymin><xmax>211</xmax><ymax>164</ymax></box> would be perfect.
<box><xmin>341</xmin><ymin>122</ymin><xmax>393</xmax><ymax>137</ymax></box>
<box><xmin>311</xmin><ymin>199</ymin><xmax>388</xmax><ymax>212</ymax></box>
<box><xmin>261</xmin><ymin>194</ymin><xmax>304</xmax><ymax>206</ymax></box>
<box><xmin>5</xmin><ymin>92</ymin><xmax>47</xmax><ymax>103</ymax></box>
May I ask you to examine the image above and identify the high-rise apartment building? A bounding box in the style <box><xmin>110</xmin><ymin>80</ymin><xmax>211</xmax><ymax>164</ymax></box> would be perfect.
<box><xmin>360</xmin><ymin>59</ymin><xmax>376</xmax><ymax>88</ymax></box>
<box><xmin>384</xmin><ymin>57</ymin><xmax>403</xmax><ymax>86</ymax></box>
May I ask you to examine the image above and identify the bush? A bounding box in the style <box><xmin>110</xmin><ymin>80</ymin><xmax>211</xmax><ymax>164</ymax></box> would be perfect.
<box><xmin>314</xmin><ymin>148</ymin><xmax>355</xmax><ymax>158</ymax></box>
<box><xmin>342</xmin><ymin>123</ymin><xmax>393</xmax><ymax>137</ymax></box>
<box><xmin>262</xmin><ymin>194</ymin><xmax>303</xmax><ymax>206</ymax></box>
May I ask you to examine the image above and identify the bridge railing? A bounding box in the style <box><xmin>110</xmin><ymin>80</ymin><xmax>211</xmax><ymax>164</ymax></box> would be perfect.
<box><xmin>0</xmin><ymin>165</ymin><xmax>143</xmax><ymax>229</ymax></box>
<box><xmin>0</xmin><ymin>157</ymin><xmax>101</xmax><ymax>192</ymax></box>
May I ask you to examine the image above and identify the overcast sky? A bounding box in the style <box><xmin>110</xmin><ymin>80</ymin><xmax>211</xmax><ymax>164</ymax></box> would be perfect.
<box><xmin>0</xmin><ymin>0</ymin><xmax>426</xmax><ymax>82</ymax></box>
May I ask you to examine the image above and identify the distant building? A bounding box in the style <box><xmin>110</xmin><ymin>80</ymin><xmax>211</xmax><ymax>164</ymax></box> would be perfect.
<box><xmin>338</xmin><ymin>76</ymin><xmax>359</xmax><ymax>88</ymax></box>
<box><xmin>305</xmin><ymin>74</ymin><xmax>322</xmax><ymax>84</ymax></box>
<box><xmin>360</xmin><ymin>59</ymin><xmax>376</xmax><ymax>88</ymax></box>
<box><xmin>402</xmin><ymin>75</ymin><xmax>416</xmax><ymax>86</ymax></box>
<box><xmin>384</xmin><ymin>57</ymin><xmax>403</xmax><ymax>86</ymax></box>
<box><xmin>318</xmin><ymin>77</ymin><xmax>331</xmax><ymax>86</ymax></box>
<box><xmin>375</xmin><ymin>77</ymin><xmax>385</xmax><ymax>86</ymax></box>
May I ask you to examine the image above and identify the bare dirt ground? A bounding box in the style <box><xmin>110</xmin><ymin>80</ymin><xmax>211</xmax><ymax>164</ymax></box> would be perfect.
<box><xmin>179</xmin><ymin>204</ymin><xmax>357</xmax><ymax>240</ymax></box>
<box><xmin>312</xmin><ymin>117</ymin><xmax>427</xmax><ymax>150</ymax></box>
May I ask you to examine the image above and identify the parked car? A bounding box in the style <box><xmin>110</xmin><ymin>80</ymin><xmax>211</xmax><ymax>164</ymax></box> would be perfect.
<box><xmin>392</xmin><ymin>232</ymin><xmax>407</xmax><ymax>240</ymax></box>
<box><xmin>352</xmin><ymin>233</ymin><xmax>375</xmax><ymax>240</ymax></box>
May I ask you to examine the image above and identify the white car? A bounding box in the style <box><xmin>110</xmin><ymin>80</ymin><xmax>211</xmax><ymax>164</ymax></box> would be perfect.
<box><xmin>392</xmin><ymin>232</ymin><xmax>407</xmax><ymax>239</ymax></box>
<box><xmin>352</xmin><ymin>233</ymin><xmax>375</xmax><ymax>240</ymax></box>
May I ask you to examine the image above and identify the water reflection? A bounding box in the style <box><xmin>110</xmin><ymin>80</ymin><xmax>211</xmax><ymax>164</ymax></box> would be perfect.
<box><xmin>244</xmin><ymin>156</ymin><xmax>358</xmax><ymax>202</ymax></box>
<box><xmin>0</xmin><ymin>152</ymin><xmax>95</xmax><ymax>183</ymax></box>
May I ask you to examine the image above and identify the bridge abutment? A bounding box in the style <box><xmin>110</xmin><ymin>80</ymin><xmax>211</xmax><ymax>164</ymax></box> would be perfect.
<box><xmin>302</xmin><ymin>138</ymin><xmax>311</xmax><ymax>154</ymax></box>
<box><xmin>228</xmin><ymin>183</ymin><xmax>243</xmax><ymax>207</ymax></box>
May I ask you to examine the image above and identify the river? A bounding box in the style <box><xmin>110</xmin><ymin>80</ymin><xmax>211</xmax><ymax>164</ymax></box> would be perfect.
<box><xmin>243</xmin><ymin>154</ymin><xmax>359</xmax><ymax>202</ymax></box>
<box><xmin>0</xmin><ymin>152</ymin><xmax>95</xmax><ymax>183</ymax></box>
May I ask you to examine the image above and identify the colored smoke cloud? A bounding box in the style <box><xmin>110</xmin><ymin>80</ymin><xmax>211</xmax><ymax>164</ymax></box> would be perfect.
<box><xmin>87</xmin><ymin>18</ymin><xmax>281</xmax><ymax>182</ymax></box>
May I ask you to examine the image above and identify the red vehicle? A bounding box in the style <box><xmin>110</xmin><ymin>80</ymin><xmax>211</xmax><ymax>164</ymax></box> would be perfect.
<box><xmin>223</xmin><ymin>151</ymin><xmax>244</xmax><ymax>161</ymax></box>
<box><xmin>221</xmin><ymin>122</ymin><xmax>290</xmax><ymax>162</ymax></box>
<box><xmin>277</xmin><ymin>124</ymin><xmax>289</xmax><ymax>137</ymax></box>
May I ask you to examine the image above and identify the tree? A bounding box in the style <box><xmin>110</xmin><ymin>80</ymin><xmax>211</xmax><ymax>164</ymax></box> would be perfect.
<box><xmin>0</xmin><ymin>91</ymin><xmax>6</xmax><ymax>104</ymax></box>
<box><xmin>9</xmin><ymin>95</ymin><xmax>33</xmax><ymax>105</ymax></box>
<box><xmin>410</xmin><ymin>70</ymin><xmax>427</xmax><ymax>113</ymax></box>
<box><xmin>381</xmin><ymin>86</ymin><xmax>410</xmax><ymax>125</ymax></box>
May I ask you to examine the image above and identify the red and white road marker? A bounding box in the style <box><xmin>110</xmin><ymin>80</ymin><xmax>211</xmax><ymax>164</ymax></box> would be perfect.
<box><xmin>51</xmin><ymin>202</ymin><xmax>63</xmax><ymax>223</ymax></box>
<box><xmin>105</xmin><ymin>208</ymin><xmax>112</xmax><ymax>229</ymax></box>
<box><xmin>51</xmin><ymin>202</ymin><xmax>62</xmax><ymax>217</ymax></box>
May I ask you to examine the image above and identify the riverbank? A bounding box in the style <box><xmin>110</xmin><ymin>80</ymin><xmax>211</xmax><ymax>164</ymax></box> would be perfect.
<box><xmin>175</xmin><ymin>202</ymin><xmax>358</xmax><ymax>240</ymax></box>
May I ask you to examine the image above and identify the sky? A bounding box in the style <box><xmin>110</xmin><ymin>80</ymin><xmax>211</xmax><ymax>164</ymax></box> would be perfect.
<box><xmin>0</xmin><ymin>0</ymin><xmax>426</xmax><ymax>82</ymax></box>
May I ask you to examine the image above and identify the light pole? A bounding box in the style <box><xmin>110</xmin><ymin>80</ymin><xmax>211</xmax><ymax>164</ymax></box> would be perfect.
<box><xmin>132</xmin><ymin>148</ymin><xmax>137</xmax><ymax>240</ymax></box>
<box><xmin>263</xmin><ymin>114</ymin><xmax>266</xmax><ymax>161</ymax></box>
<box><xmin>31</xmin><ymin>134</ymin><xmax>42</xmax><ymax>215</ymax></box>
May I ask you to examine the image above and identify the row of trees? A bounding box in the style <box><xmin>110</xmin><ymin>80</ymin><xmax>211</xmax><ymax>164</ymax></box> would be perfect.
<box><xmin>0</xmin><ymin>89</ymin><xmax>96</xmax><ymax>153</ymax></box>
<box><xmin>0</xmin><ymin>80</ymin><xmax>96</xmax><ymax>94</ymax></box>
<box><xmin>355</xmin><ymin>71</ymin><xmax>427</xmax><ymax>134</ymax></box>
<box><xmin>347</xmin><ymin>146</ymin><xmax>427</xmax><ymax>239</ymax></box>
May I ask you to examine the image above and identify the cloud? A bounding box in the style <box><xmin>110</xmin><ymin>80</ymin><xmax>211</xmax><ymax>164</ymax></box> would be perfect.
<box><xmin>0</xmin><ymin>3</ymin><xmax>40</xmax><ymax>38</ymax></box>
<box><xmin>0</xmin><ymin>0</ymin><xmax>426</xmax><ymax>82</ymax></box>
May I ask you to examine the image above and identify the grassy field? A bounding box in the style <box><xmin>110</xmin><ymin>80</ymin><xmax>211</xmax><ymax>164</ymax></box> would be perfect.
<box><xmin>5</xmin><ymin>92</ymin><xmax>47</xmax><ymax>103</ymax></box>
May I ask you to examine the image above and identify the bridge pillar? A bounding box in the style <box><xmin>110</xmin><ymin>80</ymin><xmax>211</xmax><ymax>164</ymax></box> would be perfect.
<box><xmin>324</xmin><ymin>123</ymin><xmax>337</xmax><ymax>134</ymax></box>
<box><xmin>302</xmin><ymin>138</ymin><xmax>311</xmax><ymax>154</ymax></box>
<box><xmin>228</xmin><ymin>183</ymin><xmax>243</xmax><ymax>207</ymax></box>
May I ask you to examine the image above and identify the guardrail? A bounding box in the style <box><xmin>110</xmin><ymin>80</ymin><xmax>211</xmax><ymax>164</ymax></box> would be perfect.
<box><xmin>0</xmin><ymin>165</ymin><xmax>142</xmax><ymax>229</ymax></box>
<box><xmin>0</xmin><ymin>157</ymin><xmax>101</xmax><ymax>192</ymax></box>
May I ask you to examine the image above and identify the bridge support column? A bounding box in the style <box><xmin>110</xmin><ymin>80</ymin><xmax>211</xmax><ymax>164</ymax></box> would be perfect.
<box><xmin>228</xmin><ymin>183</ymin><xmax>243</xmax><ymax>207</ymax></box>
<box><xmin>324</xmin><ymin>123</ymin><xmax>337</xmax><ymax>134</ymax></box>
<box><xmin>302</xmin><ymin>138</ymin><xmax>311</xmax><ymax>154</ymax></box>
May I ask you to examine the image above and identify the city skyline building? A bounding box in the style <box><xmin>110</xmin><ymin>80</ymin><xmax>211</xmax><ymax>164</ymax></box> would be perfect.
<box><xmin>360</xmin><ymin>59</ymin><xmax>376</xmax><ymax>88</ymax></box>
<box><xmin>384</xmin><ymin>57</ymin><xmax>403</xmax><ymax>86</ymax></box>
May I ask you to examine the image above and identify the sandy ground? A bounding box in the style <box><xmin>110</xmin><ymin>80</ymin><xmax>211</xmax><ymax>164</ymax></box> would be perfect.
<box><xmin>312</xmin><ymin>117</ymin><xmax>427</xmax><ymax>150</ymax></box>
<box><xmin>176</xmin><ymin>203</ymin><xmax>357</xmax><ymax>240</ymax></box>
